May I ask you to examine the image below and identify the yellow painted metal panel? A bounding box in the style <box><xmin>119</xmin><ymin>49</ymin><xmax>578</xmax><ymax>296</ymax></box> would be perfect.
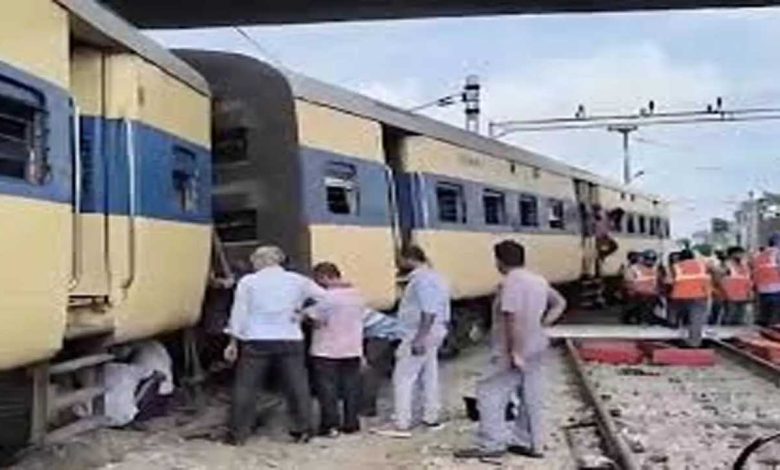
<box><xmin>70</xmin><ymin>48</ymin><xmax>104</xmax><ymax>116</ymax></box>
<box><xmin>413</xmin><ymin>230</ymin><xmax>582</xmax><ymax>299</ymax></box>
<box><xmin>0</xmin><ymin>196</ymin><xmax>69</xmax><ymax>370</ymax></box>
<box><xmin>0</xmin><ymin>0</ymin><xmax>69</xmax><ymax>88</ymax></box>
<box><xmin>107</xmin><ymin>217</ymin><xmax>211</xmax><ymax>342</ymax></box>
<box><xmin>104</xmin><ymin>54</ymin><xmax>211</xmax><ymax>148</ymax></box>
<box><xmin>70</xmin><ymin>213</ymin><xmax>109</xmax><ymax>295</ymax></box>
<box><xmin>401</xmin><ymin>135</ymin><xmax>576</xmax><ymax>199</ymax></box>
<box><xmin>295</xmin><ymin>100</ymin><xmax>383</xmax><ymax>162</ymax></box>
<box><xmin>309</xmin><ymin>225</ymin><xmax>397</xmax><ymax>309</ymax></box>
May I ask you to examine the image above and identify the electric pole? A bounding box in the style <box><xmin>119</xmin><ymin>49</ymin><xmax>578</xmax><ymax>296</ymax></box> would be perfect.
<box><xmin>608</xmin><ymin>124</ymin><xmax>638</xmax><ymax>185</ymax></box>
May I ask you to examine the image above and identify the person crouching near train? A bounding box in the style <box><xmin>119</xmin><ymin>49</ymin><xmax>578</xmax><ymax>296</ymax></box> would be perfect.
<box><xmin>623</xmin><ymin>250</ymin><xmax>659</xmax><ymax>325</ymax></box>
<box><xmin>223</xmin><ymin>245</ymin><xmax>327</xmax><ymax>445</ymax></box>
<box><xmin>455</xmin><ymin>240</ymin><xmax>566</xmax><ymax>460</ymax></box>
<box><xmin>717</xmin><ymin>246</ymin><xmax>753</xmax><ymax>326</ymax></box>
<box><xmin>304</xmin><ymin>262</ymin><xmax>367</xmax><ymax>437</ymax></box>
<box><xmin>377</xmin><ymin>245</ymin><xmax>451</xmax><ymax>437</ymax></box>
<box><xmin>668</xmin><ymin>249</ymin><xmax>713</xmax><ymax>347</ymax></box>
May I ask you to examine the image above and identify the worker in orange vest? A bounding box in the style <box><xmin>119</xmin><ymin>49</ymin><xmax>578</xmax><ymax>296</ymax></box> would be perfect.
<box><xmin>717</xmin><ymin>246</ymin><xmax>753</xmax><ymax>326</ymax></box>
<box><xmin>668</xmin><ymin>249</ymin><xmax>713</xmax><ymax>347</ymax></box>
<box><xmin>752</xmin><ymin>234</ymin><xmax>780</xmax><ymax>326</ymax></box>
<box><xmin>623</xmin><ymin>250</ymin><xmax>659</xmax><ymax>325</ymax></box>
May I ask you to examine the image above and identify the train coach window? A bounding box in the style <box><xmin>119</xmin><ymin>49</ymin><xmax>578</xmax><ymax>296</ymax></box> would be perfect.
<box><xmin>325</xmin><ymin>162</ymin><xmax>359</xmax><ymax>215</ymax></box>
<box><xmin>436</xmin><ymin>182</ymin><xmax>467</xmax><ymax>224</ymax></box>
<box><xmin>638</xmin><ymin>215</ymin><xmax>647</xmax><ymax>234</ymax></box>
<box><xmin>213</xmin><ymin>127</ymin><xmax>248</xmax><ymax>164</ymax></box>
<box><xmin>519</xmin><ymin>194</ymin><xmax>539</xmax><ymax>227</ymax></box>
<box><xmin>483</xmin><ymin>189</ymin><xmax>507</xmax><ymax>225</ymax></box>
<box><xmin>626</xmin><ymin>214</ymin><xmax>636</xmax><ymax>234</ymax></box>
<box><xmin>548</xmin><ymin>199</ymin><xmax>565</xmax><ymax>230</ymax></box>
<box><xmin>172</xmin><ymin>146</ymin><xmax>199</xmax><ymax>213</ymax></box>
<box><xmin>0</xmin><ymin>94</ymin><xmax>45</xmax><ymax>183</ymax></box>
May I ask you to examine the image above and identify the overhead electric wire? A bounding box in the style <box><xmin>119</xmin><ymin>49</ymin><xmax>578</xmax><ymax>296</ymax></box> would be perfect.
<box><xmin>234</xmin><ymin>26</ymin><xmax>283</xmax><ymax>67</ymax></box>
<box><xmin>491</xmin><ymin>113</ymin><xmax>780</xmax><ymax>135</ymax></box>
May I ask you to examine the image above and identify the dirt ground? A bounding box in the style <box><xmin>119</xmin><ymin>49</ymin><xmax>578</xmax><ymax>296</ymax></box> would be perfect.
<box><xmin>13</xmin><ymin>346</ymin><xmax>589</xmax><ymax>470</ymax></box>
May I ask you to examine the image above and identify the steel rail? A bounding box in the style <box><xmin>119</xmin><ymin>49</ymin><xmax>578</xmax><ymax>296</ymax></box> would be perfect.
<box><xmin>563</xmin><ymin>339</ymin><xmax>640</xmax><ymax>470</ymax></box>
<box><xmin>709</xmin><ymin>338</ymin><xmax>780</xmax><ymax>387</ymax></box>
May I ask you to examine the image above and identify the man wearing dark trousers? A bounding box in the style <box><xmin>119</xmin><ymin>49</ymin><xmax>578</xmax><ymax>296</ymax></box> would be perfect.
<box><xmin>224</xmin><ymin>246</ymin><xmax>327</xmax><ymax>445</ymax></box>
<box><xmin>306</xmin><ymin>262</ymin><xmax>368</xmax><ymax>436</ymax></box>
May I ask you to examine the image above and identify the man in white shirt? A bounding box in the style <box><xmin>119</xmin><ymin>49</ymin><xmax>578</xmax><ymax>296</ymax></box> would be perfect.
<box><xmin>223</xmin><ymin>245</ymin><xmax>327</xmax><ymax>445</ymax></box>
<box><xmin>381</xmin><ymin>245</ymin><xmax>451</xmax><ymax>436</ymax></box>
<box><xmin>456</xmin><ymin>240</ymin><xmax>566</xmax><ymax>460</ymax></box>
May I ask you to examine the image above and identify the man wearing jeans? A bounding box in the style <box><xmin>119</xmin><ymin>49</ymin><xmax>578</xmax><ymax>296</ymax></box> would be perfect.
<box><xmin>455</xmin><ymin>240</ymin><xmax>566</xmax><ymax>460</ymax></box>
<box><xmin>223</xmin><ymin>246</ymin><xmax>326</xmax><ymax>445</ymax></box>
<box><xmin>380</xmin><ymin>245</ymin><xmax>451</xmax><ymax>436</ymax></box>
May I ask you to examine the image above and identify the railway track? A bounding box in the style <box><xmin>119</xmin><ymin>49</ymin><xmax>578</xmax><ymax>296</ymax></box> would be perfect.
<box><xmin>560</xmin><ymin>337</ymin><xmax>780</xmax><ymax>470</ymax></box>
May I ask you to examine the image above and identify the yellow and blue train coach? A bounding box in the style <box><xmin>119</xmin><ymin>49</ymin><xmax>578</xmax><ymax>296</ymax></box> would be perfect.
<box><xmin>181</xmin><ymin>50</ymin><xmax>670</xmax><ymax>311</ymax></box>
<box><xmin>0</xmin><ymin>0</ymin><xmax>212</xmax><ymax>452</ymax></box>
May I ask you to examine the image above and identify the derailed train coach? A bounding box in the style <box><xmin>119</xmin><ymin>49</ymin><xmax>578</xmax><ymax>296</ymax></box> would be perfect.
<box><xmin>181</xmin><ymin>50</ymin><xmax>670</xmax><ymax>313</ymax></box>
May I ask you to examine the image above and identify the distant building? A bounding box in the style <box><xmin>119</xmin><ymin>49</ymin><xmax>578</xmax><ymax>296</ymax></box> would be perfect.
<box><xmin>733</xmin><ymin>192</ymin><xmax>780</xmax><ymax>251</ymax></box>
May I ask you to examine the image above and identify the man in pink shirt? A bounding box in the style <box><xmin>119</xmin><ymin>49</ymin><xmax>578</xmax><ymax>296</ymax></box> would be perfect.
<box><xmin>307</xmin><ymin>262</ymin><xmax>367</xmax><ymax>437</ymax></box>
<box><xmin>456</xmin><ymin>240</ymin><xmax>566</xmax><ymax>460</ymax></box>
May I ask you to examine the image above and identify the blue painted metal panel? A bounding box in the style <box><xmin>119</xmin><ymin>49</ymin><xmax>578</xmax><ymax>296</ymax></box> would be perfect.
<box><xmin>299</xmin><ymin>147</ymin><xmax>390</xmax><ymax>227</ymax></box>
<box><xmin>0</xmin><ymin>59</ymin><xmax>72</xmax><ymax>205</ymax></box>
<box><xmin>90</xmin><ymin>118</ymin><xmax>212</xmax><ymax>224</ymax></box>
<box><xmin>402</xmin><ymin>171</ymin><xmax>582</xmax><ymax>235</ymax></box>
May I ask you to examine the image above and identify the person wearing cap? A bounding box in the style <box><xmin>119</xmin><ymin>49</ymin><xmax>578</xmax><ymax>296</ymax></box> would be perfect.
<box><xmin>668</xmin><ymin>249</ymin><xmax>713</xmax><ymax>347</ymax></box>
<box><xmin>717</xmin><ymin>246</ymin><xmax>753</xmax><ymax>325</ymax></box>
<box><xmin>454</xmin><ymin>240</ymin><xmax>566</xmax><ymax>460</ymax></box>
<box><xmin>223</xmin><ymin>245</ymin><xmax>327</xmax><ymax>445</ymax></box>
<box><xmin>624</xmin><ymin>250</ymin><xmax>660</xmax><ymax>325</ymax></box>
<box><xmin>752</xmin><ymin>234</ymin><xmax>780</xmax><ymax>326</ymax></box>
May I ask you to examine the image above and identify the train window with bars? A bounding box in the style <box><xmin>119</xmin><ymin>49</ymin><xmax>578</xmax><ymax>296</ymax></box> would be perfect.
<box><xmin>215</xmin><ymin>209</ymin><xmax>257</xmax><ymax>242</ymax></box>
<box><xmin>483</xmin><ymin>189</ymin><xmax>507</xmax><ymax>225</ymax></box>
<box><xmin>213</xmin><ymin>127</ymin><xmax>248</xmax><ymax>165</ymax></box>
<box><xmin>172</xmin><ymin>146</ymin><xmax>199</xmax><ymax>213</ymax></box>
<box><xmin>519</xmin><ymin>194</ymin><xmax>539</xmax><ymax>227</ymax></box>
<box><xmin>649</xmin><ymin>217</ymin><xmax>658</xmax><ymax>236</ymax></box>
<box><xmin>0</xmin><ymin>94</ymin><xmax>45</xmax><ymax>183</ymax></box>
<box><xmin>436</xmin><ymin>182</ymin><xmax>467</xmax><ymax>224</ymax></box>
<box><xmin>626</xmin><ymin>214</ymin><xmax>636</xmax><ymax>234</ymax></box>
<box><xmin>325</xmin><ymin>161</ymin><xmax>359</xmax><ymax>215</ymax></box>
<box><xmin>638</xmin><ymin>215</ymin><xmax>647</xmax><ymax>234</ymax></box>
<box><xmin>548</xmin><ymin>198</ymin><xmax>565</xmax><ymax>230</ymax></box>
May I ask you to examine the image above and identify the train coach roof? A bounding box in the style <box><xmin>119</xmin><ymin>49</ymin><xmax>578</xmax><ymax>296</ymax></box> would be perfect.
<box><xmin>55</xmin><ymin>0</ymin><xmax>209</xmax><ymax>95</ymax></box>
<box><xmin>284</xmin><ymin>70</ymin><xmax>663</xmax><ymax>203</ymax></box>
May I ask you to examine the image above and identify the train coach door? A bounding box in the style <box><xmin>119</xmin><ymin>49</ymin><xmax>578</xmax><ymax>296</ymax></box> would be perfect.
<box><xmin>574</xmin><ymin>179</ymin><xmax>601</xmax><ymax>278</ymax></box>
<box><xmin>68</xmin><ymin>48</ymin><xmax>111</xmax><ymax>300</ymax></box>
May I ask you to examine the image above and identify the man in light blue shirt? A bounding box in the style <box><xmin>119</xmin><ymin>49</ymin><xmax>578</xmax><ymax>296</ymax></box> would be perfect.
<box><xmin>223</xmin><ymin>245</ymin><xmax>326</xmax><ymax>445</ymax></box>
<box><xmin>381</xmin><ymin>245</ymin><xmax>451</xmax><ymax>435</ymax></box>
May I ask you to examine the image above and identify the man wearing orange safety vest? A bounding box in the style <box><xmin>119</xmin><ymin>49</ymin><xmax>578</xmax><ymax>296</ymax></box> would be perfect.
<box><xmin>716</xmin><ymin>246</ymin><xmax>753</xmax><ymax>326</ymax></box>
<box><xmin>751</xmin><ymin>234</ymin><xmax>780</xmax><ymax>327</ymax></box>
<box><xmin>668</xmin><ymin>249</ymin><xmax>713</xmax><ymax>347</ymax></box>
<box><xmin>623</xmin><ymin>250</ymin><xmax>659</xmax><ymax>325</ymax></box>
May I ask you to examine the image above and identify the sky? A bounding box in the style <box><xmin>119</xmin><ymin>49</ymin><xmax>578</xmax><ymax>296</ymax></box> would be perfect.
<box><xmin>148</xmin><ymin>8</ymin><xmax>780</xmax><ymax>237</ymax></box>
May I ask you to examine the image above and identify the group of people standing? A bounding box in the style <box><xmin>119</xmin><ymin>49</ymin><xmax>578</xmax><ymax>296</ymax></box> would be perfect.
<box><xmin>622</xmin><ymin>234</ymin><xmax>780</xmax><ymax>346</ymax></box>
<box><xmin>221</xmin><ymin>240</ymin><xmax>567</xmax><ymax>462</ymax></box>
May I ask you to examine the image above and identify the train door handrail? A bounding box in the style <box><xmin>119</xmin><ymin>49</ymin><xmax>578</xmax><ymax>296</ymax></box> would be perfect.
<box><xmin>121</xmin><ymin>119</ymin><xmax>137</xmax><ymax>290</ymax></box>
<box><xmin>68</xmin><ymin>105</ymin><xmax>82</xmax><ymax>290</ymax></box>
<box><xmin>383</xmin><ymin>166</ymin><xmax>401</xmax><ymax>252</ymax></box>
<box><xmin>415</xmin><ymin>172</ymin><xmax>430</xmax><ymax>228</ymax></box>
